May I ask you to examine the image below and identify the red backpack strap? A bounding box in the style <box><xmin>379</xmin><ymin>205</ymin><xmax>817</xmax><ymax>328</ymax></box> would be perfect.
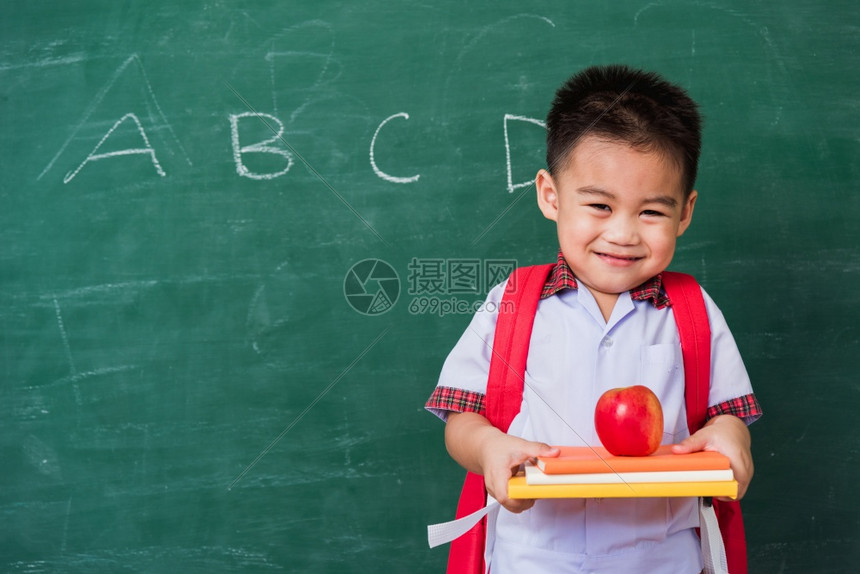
<box><xmin>447</xmin><ymin>472</ymin><xmax>487</xmax><ymax>574</ymax></box>
<box><xmin>447</xmin><ymin>264</ymin><xmax>553</xmax><ymax>574</ymax></box>
<box><xmin>662</xmin><ymin>271</ymin><xmax>711</xmax><ymax>434</ymax></box>
<box><xmin>486</xmin><ymin>264</ymin><xmax>555</xmax><ymax>431</ymax></box>
<box><xmin>663</xmin><ymin>271</ymin><xmax>748</xmax><ymax>574</ymax></box>
<box><xmin>714</xmin><ymin>498</ymin><xmax>748</xmax><ymax>574</ymax></box>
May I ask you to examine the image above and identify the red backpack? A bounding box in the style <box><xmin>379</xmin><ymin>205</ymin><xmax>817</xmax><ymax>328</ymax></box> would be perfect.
<box><xmin>447</xmin><ymin>264</ymin><xmax>747</xmax><ymax>573</ymax></box>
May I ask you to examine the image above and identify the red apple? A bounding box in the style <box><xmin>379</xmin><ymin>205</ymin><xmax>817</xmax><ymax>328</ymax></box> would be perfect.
<box><xmin>594</xmin><ymin>385</ymin><xmax>664</xmax><ymax>456</ymax></box>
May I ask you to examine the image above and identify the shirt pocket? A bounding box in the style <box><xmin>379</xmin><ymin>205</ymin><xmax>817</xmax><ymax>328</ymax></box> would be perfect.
<box><xmin>639</xmin><ymin>343</ymin><xmax>685</xmax><ymax>441</ymax></box>
<box><xmin>640</xmin><ymin>343</ymin><xmax>679</xmax><ymax>376</ymax></box>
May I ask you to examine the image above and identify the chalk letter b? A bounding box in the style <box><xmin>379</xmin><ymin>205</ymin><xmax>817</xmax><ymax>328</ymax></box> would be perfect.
<box><xmin>229</xmin><ymin>112</ymin><xmax>294</xmax><ymax>180</ymax></box>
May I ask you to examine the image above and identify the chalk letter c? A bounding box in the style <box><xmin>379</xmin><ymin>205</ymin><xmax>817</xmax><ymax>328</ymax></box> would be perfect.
<box><xmin>370</xmin><ymin>112</ymin><xmax>420</xmax><ymax>184</ymax></box>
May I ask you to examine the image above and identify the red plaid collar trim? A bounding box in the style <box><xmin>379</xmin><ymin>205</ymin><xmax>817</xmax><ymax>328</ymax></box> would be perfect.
<box><xmin>540</xmin><ymin>251</ymin><xmax>671</xmax><ymax>309</ymax></box>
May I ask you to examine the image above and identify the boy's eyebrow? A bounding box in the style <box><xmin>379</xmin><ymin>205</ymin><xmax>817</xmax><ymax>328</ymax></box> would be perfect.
<box><xmin>576</xmin><ymin>186</ymin><xmax>678</xmax><ymax>208</ymax></box>
<box><xmin>643</xmin><ymin>195</ymin><xmax>679</xmax><ymax>208</ymax></box>
<box><xmin>576</xmin><ymin>186</ymin><xmax>616</xmax><ymax>200</ymax></box>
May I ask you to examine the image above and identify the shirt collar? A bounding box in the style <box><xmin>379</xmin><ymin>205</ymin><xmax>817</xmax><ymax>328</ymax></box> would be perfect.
<box><xmin>540</xmin><ymin>250</ymin><xmax>671</xmax><ymax>309</ymax></box>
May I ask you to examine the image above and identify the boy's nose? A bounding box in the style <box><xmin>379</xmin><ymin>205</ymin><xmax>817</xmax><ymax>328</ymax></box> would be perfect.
<box><xmin>604</xmin><ymin>216</ymin><xmax>639</xmax><ymax>245</ymax></box>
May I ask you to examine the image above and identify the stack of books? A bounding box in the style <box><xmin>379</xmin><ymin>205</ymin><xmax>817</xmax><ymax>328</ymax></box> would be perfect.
<box><xmin>508</xmin><ymin>445</ymin><xmax>737</xmax><ymax>499</ymax></box>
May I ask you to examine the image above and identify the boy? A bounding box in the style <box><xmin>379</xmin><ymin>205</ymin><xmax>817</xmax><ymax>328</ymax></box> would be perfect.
<box><xmin>426</xmin><ymin>65</ymin><xmax>762</xmax><ymax>573</ymax></box>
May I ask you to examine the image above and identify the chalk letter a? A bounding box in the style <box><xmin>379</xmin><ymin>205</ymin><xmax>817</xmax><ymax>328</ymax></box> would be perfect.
<box><xmin>63</xmin><ymin>113</ymin><xmax>166</xmax><ymax>184</ymax></box>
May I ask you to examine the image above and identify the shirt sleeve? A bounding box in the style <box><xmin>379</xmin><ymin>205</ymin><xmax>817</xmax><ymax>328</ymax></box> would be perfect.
<box><xmin>424</xmin><ymin>280</ymin><xmax>507</xmax><ymax>421</ymax></box>
<box><xmin>707</xmin><ymin>393</ymin><xmax>763</xmax><ymax>424</ymax></box>
<box><xmin>425</xmin><ymin>386</ymin><xmax>486</xmax><ymax>417</ymax></box>
<box><xmin>702</xmin><ymin>287</ymin><xmax>763</xmax><ymax>425</ymax></box>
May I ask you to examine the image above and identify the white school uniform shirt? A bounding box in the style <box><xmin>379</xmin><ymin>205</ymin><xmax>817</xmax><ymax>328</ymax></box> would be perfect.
<box><xmin>430</xmin><ymin>278</ymin><xmax>754</xmax><ymax>574</ymax></box>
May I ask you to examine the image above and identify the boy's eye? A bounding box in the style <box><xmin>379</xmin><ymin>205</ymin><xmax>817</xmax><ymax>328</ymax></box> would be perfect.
<box><xmin>589</xmin><ymin>204</ymin><xmax>611</xmax><ymax>212</ymax></box>
<box><xmin>642</xmin><ymin>209</ymin><xmax>667</xmax><ymax>217</ymax></box>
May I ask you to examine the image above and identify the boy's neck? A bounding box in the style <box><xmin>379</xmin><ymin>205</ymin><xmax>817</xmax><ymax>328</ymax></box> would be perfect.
<box><xmin>589</xmin><ymin>289</ymin><xmax>620</xmax><ymax>323</ymax></box>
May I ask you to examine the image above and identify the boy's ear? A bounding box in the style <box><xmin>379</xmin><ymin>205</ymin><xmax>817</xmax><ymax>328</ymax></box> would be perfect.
<box><xmin>677</xmin><ymin>189</ymin><xmax>698</xmax><ymax>237</ymax></box>
<box><xmin>535</xmin><ymin>169</ymin><xmax>559</xmax><ymax>222</ymax></box>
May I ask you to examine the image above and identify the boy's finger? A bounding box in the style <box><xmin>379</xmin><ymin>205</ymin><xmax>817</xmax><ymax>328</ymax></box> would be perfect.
<box><xmin>671</xmin><ymin>434</ymin><xmax>707</xmax><ymax>454</ymax></box>
<box><xmin>521</xmin><ymin>442</ymin><xmax>559</xmax><ymax>460</ymax></box>
<box><xmin>504</xmin><ymin>498</ymin><xmax>536</xmax><ymax>513</ymax></box>
<box><xmin>536</xmin><ymin>444</ymin><xmax>560</xmax><ymax>457</ymax></box>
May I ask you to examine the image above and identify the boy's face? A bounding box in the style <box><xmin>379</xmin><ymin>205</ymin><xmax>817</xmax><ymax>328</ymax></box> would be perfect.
<box><xmin>536</xmin><ymin>136</ymin><xmax>697</xmax><ymax>310</ymax></box>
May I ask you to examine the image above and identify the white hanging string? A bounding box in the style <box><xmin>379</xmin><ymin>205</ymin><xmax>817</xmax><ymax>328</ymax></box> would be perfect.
<box><xmin>427</xmin><ymin>498</ymin><xmax>500</xmax><ymax>549</ymax></box>
<box><xmin>700</xmin><ymin>498</ymin><xmax>728</xmax><ymax>574</ymax></box>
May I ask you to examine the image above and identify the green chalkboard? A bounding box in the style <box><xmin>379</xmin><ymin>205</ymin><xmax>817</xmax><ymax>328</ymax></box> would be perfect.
<box><xmin>2</xmin><ymin>1</ymin><xmax>857</xmax><ymax>572</ymax></box>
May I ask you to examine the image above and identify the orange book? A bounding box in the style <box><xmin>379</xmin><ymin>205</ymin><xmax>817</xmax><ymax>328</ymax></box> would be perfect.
<box><xmin>536</xmin><ymin>445</ymin><xmax>730</xmax><ymax>475</ymax></box>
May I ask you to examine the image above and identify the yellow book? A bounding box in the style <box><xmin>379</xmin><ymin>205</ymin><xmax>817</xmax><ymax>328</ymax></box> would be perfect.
<box><xmin>508</xmin><ymin>475</ymin><xmax>738</xmax><ymax>500</ymax></box>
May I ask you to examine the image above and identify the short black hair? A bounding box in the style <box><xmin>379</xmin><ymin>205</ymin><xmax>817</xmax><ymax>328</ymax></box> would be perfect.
<box><xmin>545</xmin><ymin>64</ymin><xmax>702</xmax><ymax>196</ymax></box>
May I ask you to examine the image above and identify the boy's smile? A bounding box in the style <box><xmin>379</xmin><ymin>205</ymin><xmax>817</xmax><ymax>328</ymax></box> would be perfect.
<box><xmin>536</xmin><ymin>136</ymin><xmax>697</xmax><ymax>321</ymax></box>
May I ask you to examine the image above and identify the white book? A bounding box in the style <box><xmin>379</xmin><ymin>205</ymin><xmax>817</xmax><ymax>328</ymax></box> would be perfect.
<box><xmin>525</xmin><ymin>464</ymin><xmax>734</xmax><ymax>485</ymax></box>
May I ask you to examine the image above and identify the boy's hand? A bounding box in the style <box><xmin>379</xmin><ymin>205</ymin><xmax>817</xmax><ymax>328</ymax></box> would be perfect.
<box><xmin>445</xmin><ymin>411</ymin><xmax>559</xmax><ymax>513</ymax></box>
<box><xmin>478</xmin><ymin>431</ymin><xmax>560</xmax><ymax>513</ymax></box>
<box><xmin>671</xmin><ymin>414</ymin><xmax>754</xmax><ymax>500</ymax></box>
